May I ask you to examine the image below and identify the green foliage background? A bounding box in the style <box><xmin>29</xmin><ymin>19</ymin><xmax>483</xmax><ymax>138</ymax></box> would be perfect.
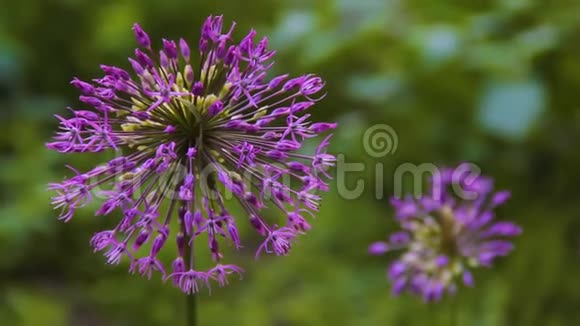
<box><xmin>1</xmin><ymin>0</ymin><xmax>579</xmax><ymax>325</ymax></box>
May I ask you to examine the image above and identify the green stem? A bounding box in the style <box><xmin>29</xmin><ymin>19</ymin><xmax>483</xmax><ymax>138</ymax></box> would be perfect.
<box><xmin>450</xmin><ymin>296</ymin><xmax>458</xmax><ymax>326</ymax></box>
<box><xmin>186</xmin><ymin>292</ymin><xmax>196</xmax><ymax>326</ymax></box>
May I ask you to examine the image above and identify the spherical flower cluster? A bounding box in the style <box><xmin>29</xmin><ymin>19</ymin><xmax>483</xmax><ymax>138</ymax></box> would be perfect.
<box><xmin>369</xmin><ymin>164</ymin><xmax>521</xmax><ymax>302</ymax></box>
<box><xmin>47</xmin><ymin>16</ymin><xmax>336</xmax><ymax>294</ymax></box>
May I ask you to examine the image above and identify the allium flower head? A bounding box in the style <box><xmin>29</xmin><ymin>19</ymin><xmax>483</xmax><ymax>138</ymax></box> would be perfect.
<box><xmin>47</xmin><ymin>16</ymin><xmax>336</xmax><ymax>294</ymax></box>
<box><xmin>369</xmin><ymin>164</ymin><xmax>521</xmax><ymax>302</ymax></box>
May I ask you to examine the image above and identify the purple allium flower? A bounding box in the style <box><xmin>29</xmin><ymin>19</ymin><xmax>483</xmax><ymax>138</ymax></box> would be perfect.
<box><xmin>369</xmin><ymin>164</ymin><xmax>521</xmax><ymax>302</ymax></box>
<box><xmin>47</xmin><ymin>16</ymin><xmax>336</xmax><ymax>294</ymax></box>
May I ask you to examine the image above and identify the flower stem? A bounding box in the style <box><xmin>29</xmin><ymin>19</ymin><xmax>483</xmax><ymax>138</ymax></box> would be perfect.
<box><xmin>186</xmin><ymin>292</ymin><xmax>196</xmax><ymax>326</ymax></box>
<box><xmin>450</xmin><ymin>296</ymin><xmax>458</xmax><ymax>326</ymax></box>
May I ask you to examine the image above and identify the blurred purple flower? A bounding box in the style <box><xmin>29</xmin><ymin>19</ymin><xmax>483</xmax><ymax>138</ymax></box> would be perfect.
<box><xmin>369</xmin><ymin>164</ymin><xmax>521</xmax><ymax>302</ymax></box>
<box><xmin>47</xmin><ymin>16</ymin><xmax>336</xmax><ymax>294</ymax></box>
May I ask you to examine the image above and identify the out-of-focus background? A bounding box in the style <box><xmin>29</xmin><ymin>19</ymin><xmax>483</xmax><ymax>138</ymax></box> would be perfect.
<box><xmin>1</xmin><ymin>0</ymin><xmax>579</xmax><ymax>325</ymax></box>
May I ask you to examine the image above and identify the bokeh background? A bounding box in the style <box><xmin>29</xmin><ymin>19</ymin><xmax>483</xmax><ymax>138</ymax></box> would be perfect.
<box><xmin>1</xmin><ymin>0</ymin><xmax>580</xmax><ymax>325</ymax></box>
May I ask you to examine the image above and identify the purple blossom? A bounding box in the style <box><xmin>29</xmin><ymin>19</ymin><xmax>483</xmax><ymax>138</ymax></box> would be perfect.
<box><xmin>167</xmin><ymin>269</ymin><xmax>212</xmax><ymax>295</ymax></box>
<box><xmin>47</xmin><ymin>16</ymin><xmax>336</xmax><ymax>294</ymax></box>
<box><xmin>208</xmin><ymin>264</ymin><xmax>244</xmax><ymax>287</ymax></box>
<box><xmin>369</xmin><ymin>164</ymin><xmax>522</xmax><ymax>302</ymax></box>
<box><xmin>130</xmin><ymin>255</ymin><xmax>165</xmax><ymax>280</ymax></box>
<box><xmin>256</xmin><ymin>226</ymin><xmax>297</xmax><ymax>258</ymax></box>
